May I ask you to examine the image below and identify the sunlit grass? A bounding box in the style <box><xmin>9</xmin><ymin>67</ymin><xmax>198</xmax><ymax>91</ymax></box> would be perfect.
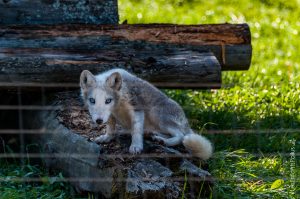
<box><xmin>119</xmin><ymin>0</ymin><xmax>300</xmax><ymax>198</ymax></box>
<box><xmin>119</xmin><ymin>0</ymin><xmax>300</xmax><ymax>130</ymax></box>
<box><xmin>211</xmin><ymin>150</ymin><xmax>299</xmax><ymax>198</ymax></box>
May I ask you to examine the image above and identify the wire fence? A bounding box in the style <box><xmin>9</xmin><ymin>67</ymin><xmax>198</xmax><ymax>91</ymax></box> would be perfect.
<box><xmin>0</xmin><ymin>83</ymin><xmax>299</xmax><ymax>199</ymax></box>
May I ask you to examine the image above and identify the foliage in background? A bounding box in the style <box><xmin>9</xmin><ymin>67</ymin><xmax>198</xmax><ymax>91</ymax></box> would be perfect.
<box><xmin>1</xmin><ymin>0</ymin><xmax>299</xmax><ymax>198</ymax></box>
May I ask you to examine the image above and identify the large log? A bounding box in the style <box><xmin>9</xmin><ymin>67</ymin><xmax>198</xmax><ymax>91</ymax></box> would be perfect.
<box><xmin>0</xmin><ymin>0</ymin><xmax>118</xmax><ymax>25</ymax></box>
<box><xmin>0</xmin><ymin>50</ymin><xmax>221</xmax><ymax>89</ymax></box>
<box><xmin>25</xmin><ymin>92</ymin><xmax>213</xmax><ymax>198</ymax></box>
<box><xmin>0</xmin><ymin>24</ymin><xmax>251</xmax><ymax>70</ymax></box>
<box><xmin>0</xmin><ymin>24</ymin><xmax>251</xmax><ymax>89</ymax></box>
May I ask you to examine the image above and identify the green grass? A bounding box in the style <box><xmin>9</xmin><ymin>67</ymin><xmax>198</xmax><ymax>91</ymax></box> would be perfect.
<box><xmin>119</xmin><ymin>0</ymin><xmax>300</xmax><ymax>198</ymax></box>
<box><xmin>1</xmin><ymin>0</ymin><xmax>300</xmax><ymax>198</ymax></box>
<box><xmin>0</xmin><ymin>160</ymin><xmax>71</xmax><ymax>199</ymax></box>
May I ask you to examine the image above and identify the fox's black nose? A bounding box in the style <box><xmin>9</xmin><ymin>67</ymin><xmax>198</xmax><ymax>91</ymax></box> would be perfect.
<box><xmin>96</xmin><ymin>119</ymin><xmax>103</xmax><ymax>125</ymax></box>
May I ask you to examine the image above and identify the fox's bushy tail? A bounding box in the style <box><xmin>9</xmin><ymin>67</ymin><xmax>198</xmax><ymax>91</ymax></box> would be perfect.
<box><xmin>183</xmin><ymin>133</ymin><xmax>213</xmax><ymax>160</ymax></box>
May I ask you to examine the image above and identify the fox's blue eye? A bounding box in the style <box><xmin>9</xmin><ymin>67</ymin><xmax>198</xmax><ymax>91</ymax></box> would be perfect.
<box><xmin>89</xmin><ymin>98</ymin><xmax>95</xmax><ymax>104</ymax></box>
<box><xmin>105</xmin><ymin>98</ymin><xmax>112</xmax><ymax>104</ymax></box>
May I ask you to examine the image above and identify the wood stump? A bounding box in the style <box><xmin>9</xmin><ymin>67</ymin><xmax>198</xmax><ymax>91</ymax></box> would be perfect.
<box><xmin>28</xmin><ymin>92</ymin><xmax>213</xmax><ymax>198</ymax></box>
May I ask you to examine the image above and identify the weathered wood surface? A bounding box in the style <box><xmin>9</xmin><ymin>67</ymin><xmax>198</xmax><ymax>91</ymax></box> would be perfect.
<box><xmin>26</xmin><ymin>92</ymin><xmax>213</xmax><ymax>198</ymax></box>
<box><xmin>0</xmin><ymin>0</ymin><xmax>118</xmax><ymax>25</ymax></box>
<box><xmin>0</xmin><ymin>24</ymin><xmax>251</xmax><ymax>70</ymax></box>
<box><xmin>0</xmin><ymin>50</ymin><xmax>221</xmax><ymax>89</ymax></box>
<box><xmin>0</xmin><ymin>24</ymin><xmax>252</xmax><ymax>89</ymax></box>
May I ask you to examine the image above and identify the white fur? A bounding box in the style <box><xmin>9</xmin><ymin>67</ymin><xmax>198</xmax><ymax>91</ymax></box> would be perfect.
<box><xmin>183</xmin><ymin>133</ymin><xmax>213</xmax><ymax>160</ymax></box>
<box><xmin>80</xmin><ymin>68</ymin><xmax>213</xmax><ymax>158</ymax></box>
<box><xmin>87</xmin><ymin>88</ymin><xmax>114</xmax><ymax>123</ymax></box>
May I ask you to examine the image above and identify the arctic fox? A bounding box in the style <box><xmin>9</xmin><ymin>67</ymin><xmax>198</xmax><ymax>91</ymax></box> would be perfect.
<box><xmin>80</xmin><ymin>69</ymin><xmax>213</xmax><ymax>160</ymax></box>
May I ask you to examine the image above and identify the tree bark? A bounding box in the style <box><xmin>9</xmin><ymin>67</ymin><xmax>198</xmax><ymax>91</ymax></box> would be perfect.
<box><xmin>0</xmin><ymin>0</ymin><xmax>118</xmax><ymax>25</ymax></box>
<box><xmin>0</xmin><ymin>24</ymin><xmax>252</xmax><ymax>89</ymax></box>
<box><xmin>0</xmin><ymin>24</ymin><xmax>251</xmax><ymax>70</ymax></box>
<box><xmin>0</xmin><ymin>49</ymin><xmax>221</xmax><ymax>89</ymax></box>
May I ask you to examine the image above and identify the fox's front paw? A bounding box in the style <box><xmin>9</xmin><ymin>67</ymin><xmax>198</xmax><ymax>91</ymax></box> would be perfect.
<box><xmin>94</xmin><ymin>134</ymin><xmax>113</xmax><ymax>143</ymax></box>
<box><xmin>129</xmin><ymin>144</ymin><xmax>143</xmax><ymax>154</ymax></box>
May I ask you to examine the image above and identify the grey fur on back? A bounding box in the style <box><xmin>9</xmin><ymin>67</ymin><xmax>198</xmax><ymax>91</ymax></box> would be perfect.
<box><xmin>96</xmin><ymin>69</ymin><xmax>191</xmax><ymax>134</ymax></box>
<box><xmin>81</xmin><ymin>68</ymin><xmax>213</xmax><ymax>159</ymax></box>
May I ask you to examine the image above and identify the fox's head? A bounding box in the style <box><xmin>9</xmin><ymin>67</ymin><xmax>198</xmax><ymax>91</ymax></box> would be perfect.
<box><xmin>80</xmin><ymin>70</ymin><xmax>122</xmax><ymax>125</ymax></box>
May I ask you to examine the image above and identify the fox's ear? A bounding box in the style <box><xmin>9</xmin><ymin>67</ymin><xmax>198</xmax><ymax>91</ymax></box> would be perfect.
<box><xmin>80</xmin><ymin>70</ymin><xmax>96</xmax><ymax>90</ymax></box>
<box><xmin>106</xmin><ymin>72</ymin><xmax>122</xmax><ymax>91</ymax></box>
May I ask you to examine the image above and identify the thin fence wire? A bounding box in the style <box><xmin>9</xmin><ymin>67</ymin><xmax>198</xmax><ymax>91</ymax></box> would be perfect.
<box><xmin>0</xmin><ymin>152</ymin><xmax>299</xmax><ymax>159</ymax></box>
<box><xmin>0</xmin><ymin>82</ymin><xmax>78</xmax><ymax>88</ymax></box>
<box><xmin>0</xmin><ymin>105</ymin><xmax>63</xmax><ymax>111</ymax></box>
<box><xmin>0</xmin><ymin>128</ymin><xmax>299</xmax><ymax>134</ymax></box>
<box><xmin>1</xmin><ymin>176</ymin><xmax>297</xmax><ymax>183</ymax></box>
<box><xmin>0</xmin><ymin>177</ymin><xmax>213</xmax><ymax>183</ymax></box>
